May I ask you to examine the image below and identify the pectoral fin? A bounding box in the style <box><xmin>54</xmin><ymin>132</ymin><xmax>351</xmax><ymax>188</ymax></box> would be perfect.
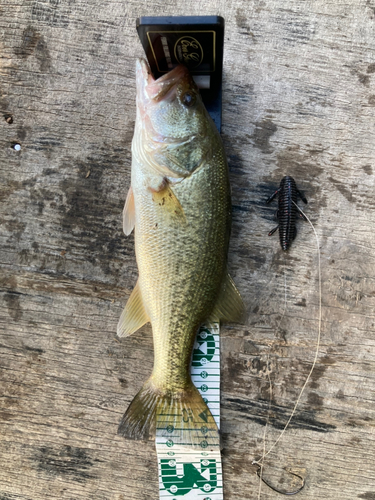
<box><xmin>209</xmin><ymin>273</ymin><xmax>245</xmax><ymax>323</ymax></box>
<box><xmin>151</xmin><ymin>179</ymin><xmax>186</xmax><ymax>223</ymax></box>
<box><xmin>123</xmin><ymin>186</ymin><xmax>135</xmax><ymax>236</ymax></box>
<box><xmin>117</xmin><ymin>280</ymin><xmax>149</xmax><ymax>337</ymax></box>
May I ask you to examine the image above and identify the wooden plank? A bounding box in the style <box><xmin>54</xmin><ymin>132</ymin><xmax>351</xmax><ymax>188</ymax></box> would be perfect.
<box><xmin>1</xmin><ymin>1</ymin><xmax>375</xmax><ymax>498</ymax></box>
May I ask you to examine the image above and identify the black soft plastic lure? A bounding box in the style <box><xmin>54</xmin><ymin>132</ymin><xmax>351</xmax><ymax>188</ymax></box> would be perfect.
<box><xmin>266</xmin><ymin>176</ymin><xmax>307</xmax><ymax>251</ymax></box>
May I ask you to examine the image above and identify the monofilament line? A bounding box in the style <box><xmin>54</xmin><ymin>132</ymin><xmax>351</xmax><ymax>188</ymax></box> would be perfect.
<box><xmin>254</xmin><ymin>202</ymin><xmax>322</xmax><ymax>494</ymax></box>
<box><xmin>257</xmin><ymin>260</ymin><xmax>287</xmax><ymax>500</ymax></box>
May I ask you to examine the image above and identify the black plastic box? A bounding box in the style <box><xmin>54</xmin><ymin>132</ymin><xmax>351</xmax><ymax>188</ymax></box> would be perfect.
<box><xmin>136</xmin><ymin>16</ymin><xmax>224</xmax><ymax>131</ymax></box>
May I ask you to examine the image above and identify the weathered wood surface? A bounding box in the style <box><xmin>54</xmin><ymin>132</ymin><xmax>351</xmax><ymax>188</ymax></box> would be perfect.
<box><xmin>1</xmin><ymin>1</ymin><xmax>375</xmax><ymax>499</ymax></box>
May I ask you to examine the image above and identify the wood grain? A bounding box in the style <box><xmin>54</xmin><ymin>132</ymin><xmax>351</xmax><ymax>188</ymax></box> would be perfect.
<box><xmin>1</xmin><ymin>1</ymin><xmax>375</xmax><ymax>498</ymax></box>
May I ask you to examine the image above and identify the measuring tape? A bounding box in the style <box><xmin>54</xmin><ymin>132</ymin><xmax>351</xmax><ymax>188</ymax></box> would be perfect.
<box><xmin>156</xmin><ymin>323</ymin><xmax>223</xmax><ymax>499</ymax></box>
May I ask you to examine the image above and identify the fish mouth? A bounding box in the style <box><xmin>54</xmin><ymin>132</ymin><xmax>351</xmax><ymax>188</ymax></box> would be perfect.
<box><xmin>136</xmin><ymin>59</ymin><xmax>190</xmax><ymax>102</ymax></box>
<box><xmin>135</xmin><ymin>59</ymin><xmax>194</xmax><ymax>144</ymax></box>
<box><xmin>146</xmin><ymin>65</ymin><xmax>190</xmax><ymax>101</ymax></box>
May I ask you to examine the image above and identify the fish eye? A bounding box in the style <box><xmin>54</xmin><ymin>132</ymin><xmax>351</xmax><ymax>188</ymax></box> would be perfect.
<box><xmin>181</xmin><ymin>92</ymin><xmax>196</xmax><ymax>107</ymax></box>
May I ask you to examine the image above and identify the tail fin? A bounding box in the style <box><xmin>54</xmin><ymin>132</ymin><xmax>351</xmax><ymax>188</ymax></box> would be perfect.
<box><xmin>118</xmin><ymin>379</ymin><xmax>220</xmax><ymax>449</ymax></box>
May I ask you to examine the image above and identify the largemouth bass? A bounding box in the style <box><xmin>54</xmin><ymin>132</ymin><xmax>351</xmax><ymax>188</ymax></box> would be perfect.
<box><xmin>117</xmin><ymin>59</ymin><xmax>243</xmax><ymax>448</ymax></box>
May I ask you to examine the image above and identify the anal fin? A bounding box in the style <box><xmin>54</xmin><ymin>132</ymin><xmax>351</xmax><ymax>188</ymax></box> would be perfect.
<box><xmin>117</xmin><ymin>280</ymin><xmax>149</xmax><ymax>337</ymax></box>
<box><xmin>209</xmin><ymin>272</ymin><xmax>245</xmax><ymax>323</ymax></box>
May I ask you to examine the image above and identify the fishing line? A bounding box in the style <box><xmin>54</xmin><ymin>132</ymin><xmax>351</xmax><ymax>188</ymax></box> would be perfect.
<box><xmin>256</xmin><ymin>362</ymin><xmax>273</xmax><ymax>500</ymax></box>
<box><xmin>254</xmin><ymin>202</ymin><xmax>322</xmax><ymax>496</ymax></box>
<box><xmin>257</xmin><ymin>261</ymin><xmax>287</xmax><ymax>500</ymax></box>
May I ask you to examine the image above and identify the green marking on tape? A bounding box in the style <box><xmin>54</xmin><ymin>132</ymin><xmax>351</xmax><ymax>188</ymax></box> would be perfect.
<box><xmin>160</xmin><ymin>458</ymin><xmax>218</xmax><ymax>496</ymax></box>
<box><xmin>199</xmin><ymin>409</ymin><xmax>209</xmax><ymax>423</ymax></box>
<box><xmin>192</xmin><ymin>329</ymin><xmax>216</xmax><ymax>367</ymax></box>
